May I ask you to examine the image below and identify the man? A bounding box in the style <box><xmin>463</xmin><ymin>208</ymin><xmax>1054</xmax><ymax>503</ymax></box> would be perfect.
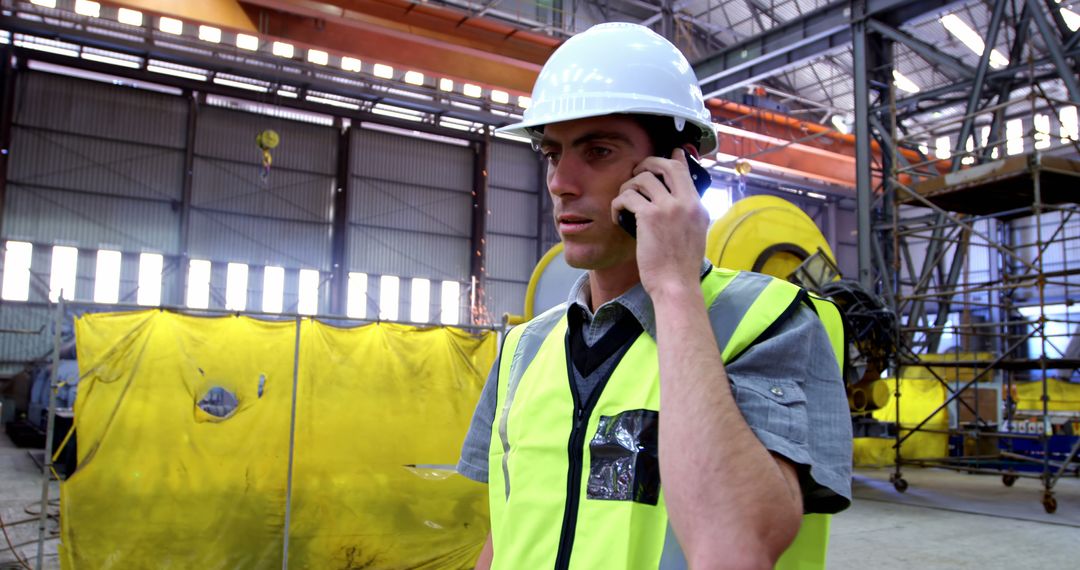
<box><xmin>458</xmin><ymin>22</ymin><xmax>851</xmax><ymax>569</ymax></box>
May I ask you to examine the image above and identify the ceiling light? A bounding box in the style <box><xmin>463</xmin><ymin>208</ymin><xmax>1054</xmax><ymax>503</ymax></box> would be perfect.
<box><xmin>1059</xmin><ymin>1</ymin><xmax>1080</xmax><ymax>31</ymax></box>
<box><xmin>277</xmin><ymin>89</ymin><xmax>298</xmax><ymax>98</ymax></box>
<box><xmin>404</xmin><ymin>71</ymin><xmax>424</xmax><ymax>85</ymax></box>
<box><xmin>117</xmin><ymin>8</ymin><xmax>142</xmax><ymax>26</ymax></box>
<box><xmin>491</xmin><ymin>90</ymin><xmax>509</xmax><ymax>104</ymax></box>
<box><xmin>272</xmin><ymin>42</ymin><xmax>294</xmax><ymax>58</ymax></box>
<box><xmin>159</xmin><ymin>17</ymin><xmax>183</xmax><ymax>35</ymax></box>
<box><xmin>892</xmin><ymin>70</ymin><xmax>921</xmax><ymax>94</ymax></box>
<box><xmin>373</xmin><ymin>64</ymin><xmax>394</xmax><ymax>79</ymax></box>
<box><xmin>940</xmin><ymin>14</ymin><xmax>1009</xmax><ymax>69</ymax></box>
<box><xmin>463</xmin><ymin>83</ymin><xmax>482</xmax><ymax>98</ymax></box>
<box><xmin>198</xmin><ymin>26</ymin><xmax>221</xmax><ymax>43</ymax></box>
<box><xmin>341</xmin><ymin>57</ymin><xmax>362</xmax><ymax>72</ymax></box>
<box><xmin>74</xmin><ymin>0</ymin><xmax>100</xmax><ymax>17</ymax></box>
<box><xmin>830</xmin><ymin>114</ymin><xmax>851</xmax><ymax>134</ymax></box>
<box><xmin>213</xmin><ymin>77</ymin><xmax>268</xmax><ymax>92</ymax></box>
<box><xmin>147</xmin><ymin>64</ymin><xmax>206</xmax><ymax>81</ymax></box>
<box><xmin>236</xmin><ymin>34</ymin><xmax>259</xmax><ymax>51</ymax></box>
<box><xmin>307</xmin><ymin>49</ymin><xmax>328</xmax><ymax>65</ymax></box>
<box><xmin>518</xmin><ymin>96</ymin><xmax>532</xmax><ymax>108</ymax></box>
<box><xmin>439</xmin><ymin>78</ymin><xmax>454</xmax><ymax>92</ymax></box>
<box><xmin>30</xmin><ymin>0</ymin><xmax>55</xmax><ymax>7</ymax></box>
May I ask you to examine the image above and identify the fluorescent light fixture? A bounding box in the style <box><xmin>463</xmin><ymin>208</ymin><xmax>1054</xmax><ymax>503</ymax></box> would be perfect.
<box><xmin>379</xmin><ymin>275</ymin><xmax>399</xmax><ymax>321</ymax></box>
<box><xmin>236</xmin><ymin>34</ymin><xmax>259</xmax><ymax>51</ymax></box>
<box><xmin>892</xmin><ymin>70</ymin><xmax>921</xmax><ymax>94</ymax></box>
<box><xmin>213</xmin><ymin>77</ymin><xmax>268</xmax><ymax>92</ymax></box>
<box><xmin>373</xmin><ymin>63</ymin><xmax>394</xmax><ymax>79</ymax></box>
<box><xmin>30</xmin><ymin>0</ymin><xmax>56</xmax><ymax>7</ymax></box>
<box><xmin>262</xmin><ymin>266</ymin><xmax>284</xmax><ymax>313</ymax></box>
<box><xmin>518</xmin><ymin>95</ymin><xmax>532</xmax><ymax>108</ymax></box>
<box><xmin>298</xmin><ymin>269</ymin><xmax>319</xmax><ymax>315</ymax></box>
<box><xmin>935</xmin><ymin>135</ymin><xmax>951</xmax><ymax>159</ymax></box>
<box><xmin>1006</xmin><ymin>118</ymin><xmax>1024</xmax><ymax>155</ymax></box>
<box><xmin>404</xmin><ymin>70</ymin><xmax>424</xmax><ymax>85</ymax></box>
<box><xmin>463</xmin><ymin>83</ymin><xmax>482</xmax><ymax>98</ymax></box>
<box><xmin>82</xmin><ymin>52</ymin><xmax>140</xmax><ymax>68</ymax></box>
<box><xmin>1061</xmin><ymin>106</ymin><xmax>1078</xmax><ymax>143</ymax></box>
<box><xmin>198</xmin><ymin>25</ymin><xmax>221</xmax><ymax>43</ymax></box>
<box><xmin>94</xmin><ymin>249</ymin><xmax>121</xmax><ymax>304</ymax></box>
<box><xmin>186</xmin><ymin>259</ymin><xmax>211</xmax><ymax>309</ymax></box>
<box><xmin>440</xmin><ymin>281</ymin><xmax>460</xmax><ymax>325</ymax></box>
<box><xmin>137</xmin><ymin>253</ymin><xmax>163</xmax><ymax>306</ymax></box>
<box><xmin>439</xmin><ymin>78</ymin><xmax>454</xmax><ymax>92</ymax></box>
<box><xmin>117</xmin><ymin>8</ymin><xmax>142</xmax><ymax>26</ymax></box>
<box><xmin>147</xmin><ymin>64</ymin><xmax>206</xmax><ymax>81</ymax></box>
<box><xmin>1034</xmin><ymin>114</ymin><xmax>1051</xmax><ymax>150</ymax></box>
<box><xmin>373</xmin><ymin>106</ymin><xmax>422</xmax><ymax>122</ymax></box>
<box><xmin>341</xmin><ymin>56</ymin><xmax>362</xmax><ymax>72</ymax></box>
<box><xmin>940</xmin><ymin>14</ymin><xmax>1009</xmax><ymax>69</ymax></box>
<box><xmin>277</xmin><ymin>89</ymin><xmax>298</xmax><ymax>98</ymax></box>
<box><xmin>1</xmin><ymin>241</ymin><xmax>32</xmax><ymax>302</ymax></box>
<box><xmin>491</xmin><ymin>90</ymin><xmax>509</xmax><ymax>104</ymax></box>
<box><xmin>15</xmin><ymin>40</ymin><xmax>78</xmax><ymax>57</ymax></box>
<box><xmin>307</xmin><ymin>49</ymin><xmax>328</xmax><ymax>65</ymax></box>
<box><xmin>1060</xmin><ymin>1</ymin><xmax>1080</xmax><ymax>31</ymax></box>
<box><xmin>830</xmin><ymin>114</ymin><xmax>850</xmax><ymax>134</ymax></box>
<box><xmin>159</xmin><ymin>17</ymin><xmax>183</xmax><ymax>35</ymax></box>
<box><xmin>306</xmin><ymin>94</ymin><xmax>359</xmax><ymax>110</ymax></box>
<box><xmin>410</xmin><ymin>278</ymin><xmax>430</xmax><ymax>322</ymax></box>
<box><xmin>272</xmin><ymin>42</ymin><xmax>294</xmax><ymax>58</ymax></box>
<box><xmin>49</xmin><ymin>246</ymin><xmax>78</xmax><ymax>302</ymax></box>
<box><xmin>347</xmin><ymin>272</ymin><xmax>368</xmax><ymax>319</ymax></box>
<box><xmin>75</xmin><ymin>0</ymin><xmax>100</xmax><ymax>18</ymax></box>
<box><xmin>225</xmin><ymin>262</ymin><xmax>249</xmax><ymax>311</ymax></box>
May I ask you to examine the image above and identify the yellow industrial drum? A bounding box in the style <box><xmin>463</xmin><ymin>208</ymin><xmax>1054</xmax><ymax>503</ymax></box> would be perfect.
<box><xmin>706</xmin><ymin>194</ymin><xmax>836</xmax><ymax>277</ymax></box>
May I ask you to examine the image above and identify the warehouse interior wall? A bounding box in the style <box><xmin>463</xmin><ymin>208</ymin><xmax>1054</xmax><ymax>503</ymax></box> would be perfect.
<box><xmin>62</xmin><ymin>310</ymin><xmax>495</xmax><ymax>569</ymax></box>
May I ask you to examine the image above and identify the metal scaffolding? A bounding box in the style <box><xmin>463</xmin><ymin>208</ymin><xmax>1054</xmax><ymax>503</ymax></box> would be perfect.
<box><xmin>861</xmin><ymin>0</ymin><xmax>1080</xmax><ymax>513</ymax></box>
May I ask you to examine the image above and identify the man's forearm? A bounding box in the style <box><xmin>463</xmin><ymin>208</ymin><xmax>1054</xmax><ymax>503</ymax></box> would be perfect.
<box><xmin>653</xmin><ymin>285</ymin><xmax>801</xmax><ymax>569</ymax></box>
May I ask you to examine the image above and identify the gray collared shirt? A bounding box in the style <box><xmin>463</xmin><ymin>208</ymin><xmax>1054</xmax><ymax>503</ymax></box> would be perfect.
<box><xmin>458</xmin><ymin>262</ymin><xmax>852</xmax><ymax>513</ymax></box>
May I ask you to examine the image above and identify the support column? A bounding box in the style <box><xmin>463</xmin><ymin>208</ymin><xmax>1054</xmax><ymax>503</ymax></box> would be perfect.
<box><xmin>175</xmin><ymin>91</ymin><xmax>198</xmax><ymax>306</ymax></box>
<box><xmin>470</xmin><ymin>130</ymin><xmax>490</xmax><ymax>324</ymax></box>
<box><xmin>329</xmin><ymin>123</ymin><xmax>352</xmax><ymax>315</ymax></box>
<box><xmin>0</xmin><ymin>49</ymin><xmax>16</xmax><ymax>241</ymax></box>
<box><xmin>852</xmin><ymin>2</ymin><xmax>873</xmax><ymax>289</ymax></box>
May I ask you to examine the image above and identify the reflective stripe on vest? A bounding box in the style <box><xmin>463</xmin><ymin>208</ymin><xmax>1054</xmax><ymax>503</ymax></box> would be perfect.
<box><xmin>487</xmin><ymin>268</ymin><xmax>812</xmax><ymax>569</ymax></box>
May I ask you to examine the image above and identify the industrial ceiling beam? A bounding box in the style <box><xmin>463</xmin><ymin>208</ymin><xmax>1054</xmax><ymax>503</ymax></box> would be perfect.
<box><xmin>865</xmin><ymin>19</ymin><xmax>973</xmax><ymax>80</ymax></box>
<box><xmin>237</xmin><ymin>0</ymin><xmax>556</xmax><ymax>92</ymax></box>
<box><xmin>693</xmin><ymin>0</ymin><xmax>959</xmax><ymax>97</ymax></box>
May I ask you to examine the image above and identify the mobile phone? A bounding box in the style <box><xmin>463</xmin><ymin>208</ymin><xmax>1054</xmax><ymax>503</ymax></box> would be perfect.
<box><xmin>617</xmin><ymin>148</ymin><xmax>712</xmax><ymax>238</ymax></box>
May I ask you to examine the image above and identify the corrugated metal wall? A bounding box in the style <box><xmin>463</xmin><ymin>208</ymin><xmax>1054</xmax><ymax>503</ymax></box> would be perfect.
<box><xmin>348</xmin><ymin>127</ymin><xmax>475</xmax><ymax>322</ymax></box>
<box><xmin>0</xmin><ymin>69</ymin><xmax>548</xmax><ymax>373</ymax></box>
<box><xmin>191</xmin><ymin>106</ymin><xmax>337</xmax><ymax>312</ymax></box>
<box><xmin>485</xmin><ymin>141</ymin><xmax>544</xmax><ymax>320</ymax></box>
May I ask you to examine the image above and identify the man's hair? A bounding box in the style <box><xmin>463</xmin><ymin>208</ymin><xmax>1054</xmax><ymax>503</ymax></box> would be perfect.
<box><xmin>629</xmin><ymin>114</ymin><xmax>703</xmax><ymax>157</ymax></box>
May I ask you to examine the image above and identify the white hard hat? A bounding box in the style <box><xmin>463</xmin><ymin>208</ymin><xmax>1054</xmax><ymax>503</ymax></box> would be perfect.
<box><xmin>497</xmin><ymin>22</ymin><xmax>717</xmax><ymax>156</ymax></box>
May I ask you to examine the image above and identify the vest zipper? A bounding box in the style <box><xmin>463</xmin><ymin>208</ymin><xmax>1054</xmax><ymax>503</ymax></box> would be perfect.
<box><xmin>554</xmin><ymin>334</ymin><xmax>614</xmax><ymax>570</ymax></box>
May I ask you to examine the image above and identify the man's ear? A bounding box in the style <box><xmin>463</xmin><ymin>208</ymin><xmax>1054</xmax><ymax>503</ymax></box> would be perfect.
<box><xmin>679</xmin><ymin>143</ymin><xmax>701</xmax><ymax>160</ymax></box>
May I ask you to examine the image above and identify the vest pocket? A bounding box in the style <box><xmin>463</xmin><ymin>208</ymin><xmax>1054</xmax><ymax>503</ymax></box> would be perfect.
<box><xmin>587</xmin><ymin>409</ymin><xmax>661</xmax><ymax>505</ymax></box>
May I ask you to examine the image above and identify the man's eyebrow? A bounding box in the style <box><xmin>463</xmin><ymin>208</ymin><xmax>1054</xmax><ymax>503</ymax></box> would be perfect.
<box><xmin>539</xmin><ymin>130</ymin><xmax>634</xmax><ymax>149</ymax></box>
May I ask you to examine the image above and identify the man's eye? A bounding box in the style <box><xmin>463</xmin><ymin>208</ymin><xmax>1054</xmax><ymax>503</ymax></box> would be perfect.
<box><xmin>588</xmin><ymin>147</ymin><xmax>612</xmax><ymax>160</ymax></box>
<box><xmin>543</xmin><ymin>151</ymin><xmax>560</xmax><ymax>164</ymax></box>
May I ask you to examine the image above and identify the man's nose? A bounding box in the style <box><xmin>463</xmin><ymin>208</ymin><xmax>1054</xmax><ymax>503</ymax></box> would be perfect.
<box><xmin>547</xmin><ymin>155</ymin><xmax>582</xmax><ymax>198</ymax></box>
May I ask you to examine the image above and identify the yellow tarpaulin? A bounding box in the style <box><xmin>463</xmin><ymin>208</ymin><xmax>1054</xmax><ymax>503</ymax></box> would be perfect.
<box><xmin>853</xmin><ymin>378</ymin><xmax>949</xmax><ymax>466</ymax></box>
<box><xmin>1015</xmin><ymin>378</ymin><xmax>1080</xmax><ymax>412</ymax></box>
<box><xmin>60</xmin><ymin>311</ymin><xmax>495</xmax><ymax>569</ymax></box>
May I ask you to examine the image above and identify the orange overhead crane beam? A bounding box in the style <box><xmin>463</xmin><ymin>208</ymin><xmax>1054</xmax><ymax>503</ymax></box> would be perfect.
<box><xmin>235</xmin><ymin>0</ymin><xmax>555</xmax><ymax>93</ymax></box>
<box><xmin>104</xmin><ymin>1</ymin><xmax>945</xmax><ymax>191</ymax></box>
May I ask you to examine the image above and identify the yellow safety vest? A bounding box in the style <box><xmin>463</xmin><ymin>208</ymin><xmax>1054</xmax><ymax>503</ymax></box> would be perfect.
<box><xmin>487</xmin><ymin>267</ymin><xmax>846</xmax><ymax>569</ymax></box>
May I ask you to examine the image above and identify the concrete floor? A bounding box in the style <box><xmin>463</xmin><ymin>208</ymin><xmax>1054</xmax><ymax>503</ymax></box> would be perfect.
<box><xmin>2</xmin><ymin>430</ymin><xmax>1078</xmax><ymax>569</ymax></box>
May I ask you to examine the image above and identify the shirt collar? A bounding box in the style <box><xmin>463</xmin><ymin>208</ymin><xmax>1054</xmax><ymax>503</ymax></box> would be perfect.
<box><xmin>566</xmin><ymin>259</ymin><xmax>713</xmax><ymax>339</ymax></box>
